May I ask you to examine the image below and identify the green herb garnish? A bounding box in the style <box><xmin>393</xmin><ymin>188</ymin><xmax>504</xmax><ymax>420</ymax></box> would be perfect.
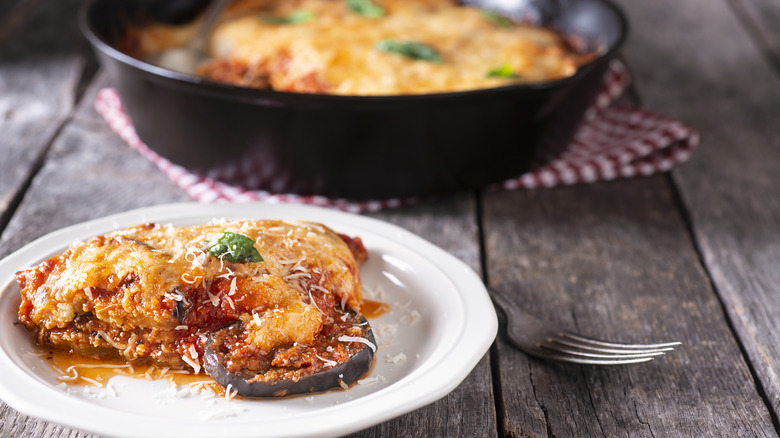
<box><xmin>376</xmin><ymin>40</ymin><xmax>442</xmax><ymax>63</ymax></box>
<box><xmin>487</xmin><ymin>64</ymin><xmax>519</xmax><ymax>78</ymax></box>
<box><xmin>263</xmin><ymin>10</ymin><xmax>314</xmax><ymax>24</ymax></box>
<box><xmin>347</xmin><ymin>0</ymin><xmax>386</xmax><ymax>18</ymax></box>
<box><xmin>482</xmin><ymin>10</ymin><xmax>512</xmax><ymax>28</ymax></box>
<box><xmin>205</xmin><ymin>232</ymin><xmax>264</xmax><ymax>263</ymax></box>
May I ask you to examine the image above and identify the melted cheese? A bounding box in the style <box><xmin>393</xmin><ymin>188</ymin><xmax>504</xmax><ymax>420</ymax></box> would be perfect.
<box><xmin>17</xmin><ymin>220</ymin><xmax>363</xmax><ymax>368</ymax></box>
<box><xmin>131</xmin><ymin>0</ymin><xmax>588</xmax><ymax>95</ymax></box>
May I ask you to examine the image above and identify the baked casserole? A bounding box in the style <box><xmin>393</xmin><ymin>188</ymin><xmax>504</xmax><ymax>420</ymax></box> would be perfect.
<box><xmin>16</xmin><ymin>220</ymin><xmax>375</xmax><ymax>397</ymax></box>
<box><xmin>124</xmin><ymin>0</ymin><xmax>594</xmax><ymax>95</ymax></box>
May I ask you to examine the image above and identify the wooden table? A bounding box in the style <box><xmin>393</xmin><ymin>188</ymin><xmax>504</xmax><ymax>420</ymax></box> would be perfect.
<box><xmin>1</xmin><ymin>0</ymin><xmax>779</xmax><ymax>436</ymax></box>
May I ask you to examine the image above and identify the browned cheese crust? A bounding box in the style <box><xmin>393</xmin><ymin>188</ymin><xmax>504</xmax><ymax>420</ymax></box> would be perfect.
<box><xmin>124</xmin><ymin>0</ymin><xmax>593</xmax><ymax>95</ymax></box>
<box><xmin>16</xmin><ymin>220</ymin><xmax>369</xmax><ymax>379</ymax></box>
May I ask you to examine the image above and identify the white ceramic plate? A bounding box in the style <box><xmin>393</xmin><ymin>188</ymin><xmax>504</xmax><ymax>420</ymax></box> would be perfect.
<box><xmin>0</xmin><ymin>202</ymin><xmax>496</xmax><ymax>438</ymax></box>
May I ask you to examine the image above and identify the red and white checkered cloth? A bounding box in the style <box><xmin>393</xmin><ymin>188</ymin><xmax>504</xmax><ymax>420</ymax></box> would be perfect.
<box><xmin>95</xmin><ymin>61</ymin><xmax>699</xmax><ymax>213</ymax></box>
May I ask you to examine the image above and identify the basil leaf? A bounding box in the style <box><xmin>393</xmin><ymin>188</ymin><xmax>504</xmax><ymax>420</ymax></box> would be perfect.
<box><xmin>347</xmin><ymin>0</ymin><xmax>386</xmax><ymax>18</ymax></box>
<box><xmin>376</xmin><ymin>40</ymin><xmax>442</xmax><ymax>63</ymax></box>
<box><xmin>263</xmin><ymin>10</ymin><xmax>314</xmax><ymax>24</ymax></box>
<box><xmin>205</xmin><ymin>232</ymin><xmax>264</xmax><ymax>263</ymax></box>
<box><xmin>482</xmin><ymin>10</ymin><xmax>512</xmax><ymax>28</ymax></box>
<box><xmin>487</xmin><ymin>64</ymin><xmax>519</xmax><ymax>78</ymax></box>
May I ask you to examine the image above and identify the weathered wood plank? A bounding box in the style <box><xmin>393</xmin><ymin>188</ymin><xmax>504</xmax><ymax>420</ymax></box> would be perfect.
<box><xmin>616</xmin><ymin>0</ymin><xmax>780</xmax><ymax>427</ymax></box>
<box><xmin>354</xmin><ymin>196</ymin><xmax>497</xmax><ymax>437</ymax></box>
<box><xmin>729</xmin><ymin>0</ymin><xmax>780</xmax><ymax>72</ymax></box>
<box><xmin>0</xmin><ymin>0</ymin><xmax>95</xmax><ymax>236</ymax></box>
<box><xmin>485</xmin><ymin>177</ymin><xmax>776</xmax><ymax>437</ymax></box>
<box><xmin>0</xmin><ymin>74</ymin><xmax>187</xmax><ymax>259</ymax></box>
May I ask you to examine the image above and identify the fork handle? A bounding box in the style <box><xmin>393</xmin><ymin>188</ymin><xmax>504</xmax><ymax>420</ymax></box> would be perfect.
<box><xmin>486</xmin><ymin>287</ymin><xmax>519</xmax><ymax>321</ymax></box>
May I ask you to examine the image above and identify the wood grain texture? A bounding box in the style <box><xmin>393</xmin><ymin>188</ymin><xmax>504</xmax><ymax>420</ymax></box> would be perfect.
<box><xmin>729</xmin><ymin>0</ymin><xmax>780</xmax><ymax>71</ymax></box>
<box><xmin>0</xmin><ymin>0</ymin><xmax>95</xmax><ymax>233</ymax></box>
<box><xmin>0</xmin><ymin>73</ymin><xmax>188</xmax><ymax>259</ymax></box>
<box><xmin>352</xmin><ymin>196</ymin><xmax>498</xmax><ymax>437</ymax></box>
<box><xmin>615</xmin><ymin>0</ymin><xmax>780</xmax><ymax>425</ymax></box>
<box><xmin>484</xmin><ymin>177</ymin><xmax>776</xmax><ymax>437</ymax></box>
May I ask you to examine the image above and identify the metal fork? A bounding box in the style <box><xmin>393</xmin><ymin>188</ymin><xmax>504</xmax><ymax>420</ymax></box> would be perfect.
<box><xmin>488</xmin><ymin>288</ymin><xmax>681</xmax><ymax>365</ymax></box>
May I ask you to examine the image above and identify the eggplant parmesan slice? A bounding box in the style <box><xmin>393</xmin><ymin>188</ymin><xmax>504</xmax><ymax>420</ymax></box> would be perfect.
<box><xmin>15</xmin><ymin>219</ymin><xmax>374</xmax><ymax>397</ymax></box>
<box><xmin>204</xmin><ymin>311</ymin><xmax>375</xmax><ymax>397</ymax></box>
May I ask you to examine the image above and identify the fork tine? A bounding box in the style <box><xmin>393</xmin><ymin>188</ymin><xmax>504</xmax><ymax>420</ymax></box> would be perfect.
<box><xmin>540</xmin><ymin>341</ymin><xmax>668</xmax><ymax>359</ymax></box>
<box><xmin>526</xmin><ymin>347</ymin><xmax>658</xmax><ymax>365</ymax></box>
<box><xmin>562</xmin><ymin>332</ymin><xmax>683</xmax><ymax>350</ymax></box>
<box><xmin>552</xmin><ymin>334</ymin><xmax>679</xmax><ymax>355</ymax></box>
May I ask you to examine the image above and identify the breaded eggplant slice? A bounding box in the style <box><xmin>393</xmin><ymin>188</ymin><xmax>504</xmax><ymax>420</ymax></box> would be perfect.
<box><xmin>204</xmin><ymin>309</ymin><xmax>375</xmax><ymax>397</ymax></box>
<box><xmin>16</xmin><ymin>220</ymin><xmax>373</xmax><ymax>394</ymax></box>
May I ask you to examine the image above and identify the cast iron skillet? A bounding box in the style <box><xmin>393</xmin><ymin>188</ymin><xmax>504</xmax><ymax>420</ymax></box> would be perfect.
<box><xmin>80</xmin><ymin>0</ymin><xmax>628</xmax><ymax>200</ymax></box>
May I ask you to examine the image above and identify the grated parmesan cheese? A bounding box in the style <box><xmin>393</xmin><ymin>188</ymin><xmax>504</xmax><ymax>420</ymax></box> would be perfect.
<box><xmin>283</xmin><ymin>272</ymin><xmax>311</xmax><ymax>281</ymax></box>
<box><xmin>228</xmin><ymin>276</ymin><xmax>237</xmax><ymax>296</ymax></box>
<box><xmin>181</xmin><ymin>272</ymin><xmax>200</xmax><ymax>284</ymax></box>
<box><xmin>315</xmin><ymin>354</ymin><xmax>337</xmax><ymax>367</ymax></box>
<box><xmin>224</xmin><ymin>383</ymin><xmax>238</xmax><ymax>401</ymax></box>
<box><xmin>96</xmin><ymin>330</ymin><xmax>127</xmax><ymax>350</ymax></box>
<box><xmin>338</xmin><ymin>335</ymin><xmax>377</xmax><ymax>352</ymax></box>
<box><xmin>224</xmin><ymin>294</ymin><xmax>236</xmax><ymax>310</ymax></box>
<box><xmin>401</xmin><ymin>309</ymin><xmax>421</xmax><ymax>326</ymax></box>
<box><xmin>182</xmin><ymin>355</ymin><xmax>201</xmax><ymax>374</ymax></box>
<box><xmin>357</xmin><ymin>374</ymin><xmax>385</xmax><ymax>386</ymax></box>
<box><xmin>308</xmin><ymin>290</ymin><xmax>325</xmax><ymax>315</ymax></box>
<box><xmin>216</xmin><ymin>267</ymin><xmax>234</xmax><ymax>279</ymax></box>
<box><xmin>385</xmin><ymin>352</ymin><xmax>407</xmax><ymax>364</ymax></box>
<box><xmin>198</xmin><ymin>406</ymin><xmax>246</xmax><ymax>421</ymax></box>
<box><xmin>374</xmin><ymin>323</ymin><xmax>399</xmax><ymax>344</ymax></box>
<box><xmin>363</xmin><ymin>284</ymin><xmax>386</xmax><ymax>301</ymax></box>
<box><xmin>184</xmin><ymin>246</ymin><xmax>207</xmax><ymax>269</ymax></box>
<box><xmin>79</xmin><ymin>376</ymin><xmax>103</xmax><ymax>388</ymax></box>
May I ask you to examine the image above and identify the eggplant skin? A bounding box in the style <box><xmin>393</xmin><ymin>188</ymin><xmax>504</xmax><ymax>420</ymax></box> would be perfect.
<box><xmin>204</xmin><ymin>319</ymin><xmax>376</xmax><ymax>398</ymax></box>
